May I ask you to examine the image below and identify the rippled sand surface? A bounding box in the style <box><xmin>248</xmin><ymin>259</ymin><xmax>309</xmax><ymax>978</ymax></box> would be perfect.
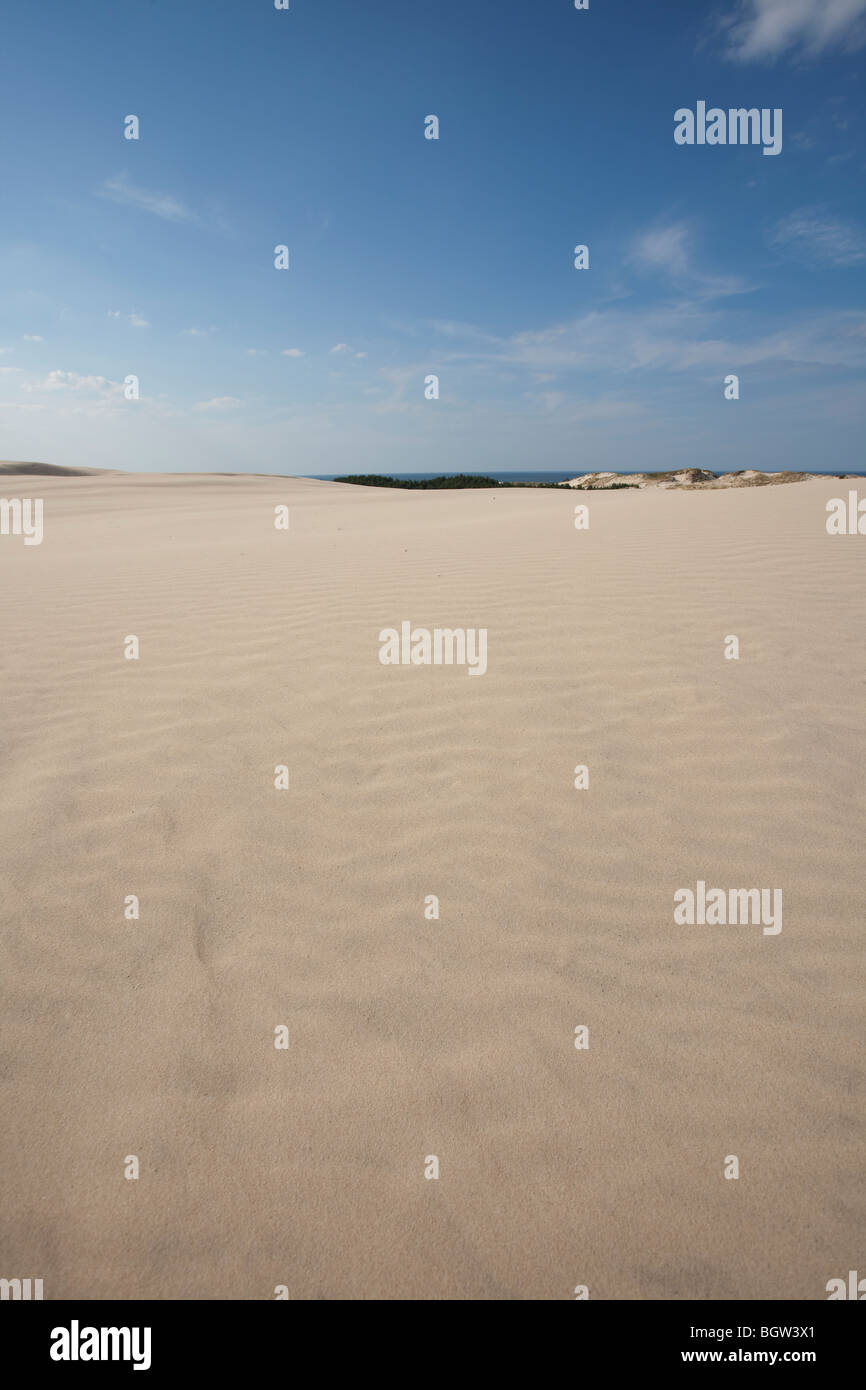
<box><xmin>1</xmin><ymin>472</ymin><xmax>862</xmax><ymax>1299</ymax></box>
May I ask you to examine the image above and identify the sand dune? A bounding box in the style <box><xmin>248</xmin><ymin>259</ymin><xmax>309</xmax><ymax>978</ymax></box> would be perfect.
<box><xmin>0</xmin><ymin>461</ymin><xmax>114</xmax><ymax>476</ymax></box>
<box><xmin>0</xmin><ymin>471</ymin><xmax>863</xmax><ymax>1299</ymax></box>
<box><xmin>563</xmin><ymin>468</ymin><xmax>830</xmax><ymax>489</ymax></box>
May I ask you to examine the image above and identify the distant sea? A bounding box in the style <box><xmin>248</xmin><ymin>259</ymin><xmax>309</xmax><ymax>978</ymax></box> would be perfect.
<box><xmin>312</xmin><ymin>470</ymin><xmax>865</xmax><ymax>483</ymax></box>
<box><xmin>312</xmin><ymin>471</ymin><xmax>575</xmax><ymax>483</ymax></box>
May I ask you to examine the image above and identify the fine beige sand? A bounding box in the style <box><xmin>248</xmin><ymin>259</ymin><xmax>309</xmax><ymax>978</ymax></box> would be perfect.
<box><xmin>1</xmin><ymin>471</ymin><xmax>863</xmax><ymax>1300</ymax></box>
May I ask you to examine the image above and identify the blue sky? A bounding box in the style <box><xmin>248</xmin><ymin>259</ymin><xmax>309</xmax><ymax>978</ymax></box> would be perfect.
<box><xmin>0</xmin><ymin>0</ymin><xmax>864</xmax><ymax>474</ymax></box>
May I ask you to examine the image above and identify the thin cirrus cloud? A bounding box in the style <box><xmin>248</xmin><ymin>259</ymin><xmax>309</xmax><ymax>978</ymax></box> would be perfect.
<box><xmin>192</xmin><ymin>396</ymin><xmax>241</xmax><ymax>412</ymax></box>
<box><xmin>770</xmin><ymin>208</ymin><xmax>866</xmax><ymax>265</ymax></box>
<box><xmin>630</xmin><ymin>223</ymin><xmax>693</xmax><ymax>277</ymax></box>
<box><xmin>282</xmin><ymin>348</ymin><xmax>304</xmax><ymax>357</ymax></box>
<box><xmin>98</xmin><ymin>173</ymin><xmax>194</xmax><ymax>223</ymax></box>
<box><xmin>628</xmin><ymin>222</ymin><xmax>754</xmax><ymax>300</ymax></box>
<box><xmin>434</xmin><ymin>304</ymin><xmax>866</xmax><ymax>375</ymax></box>
<box><xmin>719</xmin><ymin>0</ymin><xmax>866</xmax><ymax>62</ymax></box>
<box><xmin>109</xmin><ymin>310</ymin><xmax>149</xmax><ymax>328</ymax></box>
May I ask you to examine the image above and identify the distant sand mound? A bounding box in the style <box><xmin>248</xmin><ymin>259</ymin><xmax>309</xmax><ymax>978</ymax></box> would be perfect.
<box><xmin>0</xmin><ymin>461</ymin><xmax>111</xmax><ymax>476</ymax></box>
<box><xmin>562</xmin><ymin>468</ymin><xmax>820</xmax><ymax>490</ymax></box>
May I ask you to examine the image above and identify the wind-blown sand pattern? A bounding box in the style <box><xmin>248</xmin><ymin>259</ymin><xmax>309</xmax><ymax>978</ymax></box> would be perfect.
<box><xmin>1</xmin><ymin>471</ymin><xmax>863</xmax><ymax>1300</ymax></box>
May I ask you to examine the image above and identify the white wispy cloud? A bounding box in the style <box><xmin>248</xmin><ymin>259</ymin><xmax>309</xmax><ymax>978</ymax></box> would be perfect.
<box><xmin>770</xmin><ymin>207</ymin><xmax>866</xmax><ymax>265</ymax></box>
<box><xmin>22</xmin><ymin>370</ymin><xmax>123</xmax><ymax>396</ymax></box>
<box><xmin>630</xmin><ymin>223</ymin><xmax>692</xmax><ymax>276</ymax></box>
<box><xmin>430</xmin><ymin>319</ymin><xmax>501</xmax><ymax>344</ymax></box>
<box><xmin>22</xmin><ymin>334</ymin><xmax>44</xmax><ymax>342</ymax></box>
<box><xmin>99</xmin><ymin>174</ymin><xmax>194</xmax><ymax>223</ymax></box>
<box><xmin>375</xmin><ymin>364</ymin><xmax>421</xmax><ymax>401</ymax></box>
<box><xmin>629</xmin><ymin>221</ymin><xmax>754</xmax><ymax>299</ymax></box>
<box><xmin>719</xmin><ymin>0</ymin><xmax>866</xmax><ymax>62</ymax></box>
<box><xmin>434</xmin><ymin>305</ymin><xmax>866</xmax><ymax>374</ymax></box>
<box><xmin>520</xmin><ymin>392</ymin><xmax>643</xmax><ymax>423</ymax></box>
<box><xmin>327</xmin><ymin>342</ymin><xmax>366</xmax><ymax>359</ymax></box>
<box><xmin>108</xmin><ymin>310</ymin><xmax>149</xmax><ymax>327</ymax></box>
<box><xmin>524</xmin><ymin>389</ymin><xmax>567</xmax><ymax>413</ymax></box>
<box><xmin>192</xmin><ymin>396</ymin><xmax>241</xmax><ymax>411</ymax></box>
<box><xmin>282</xmin><ymin>348</ymin><xmax>304</xmax><ymax>357</ymax></box>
